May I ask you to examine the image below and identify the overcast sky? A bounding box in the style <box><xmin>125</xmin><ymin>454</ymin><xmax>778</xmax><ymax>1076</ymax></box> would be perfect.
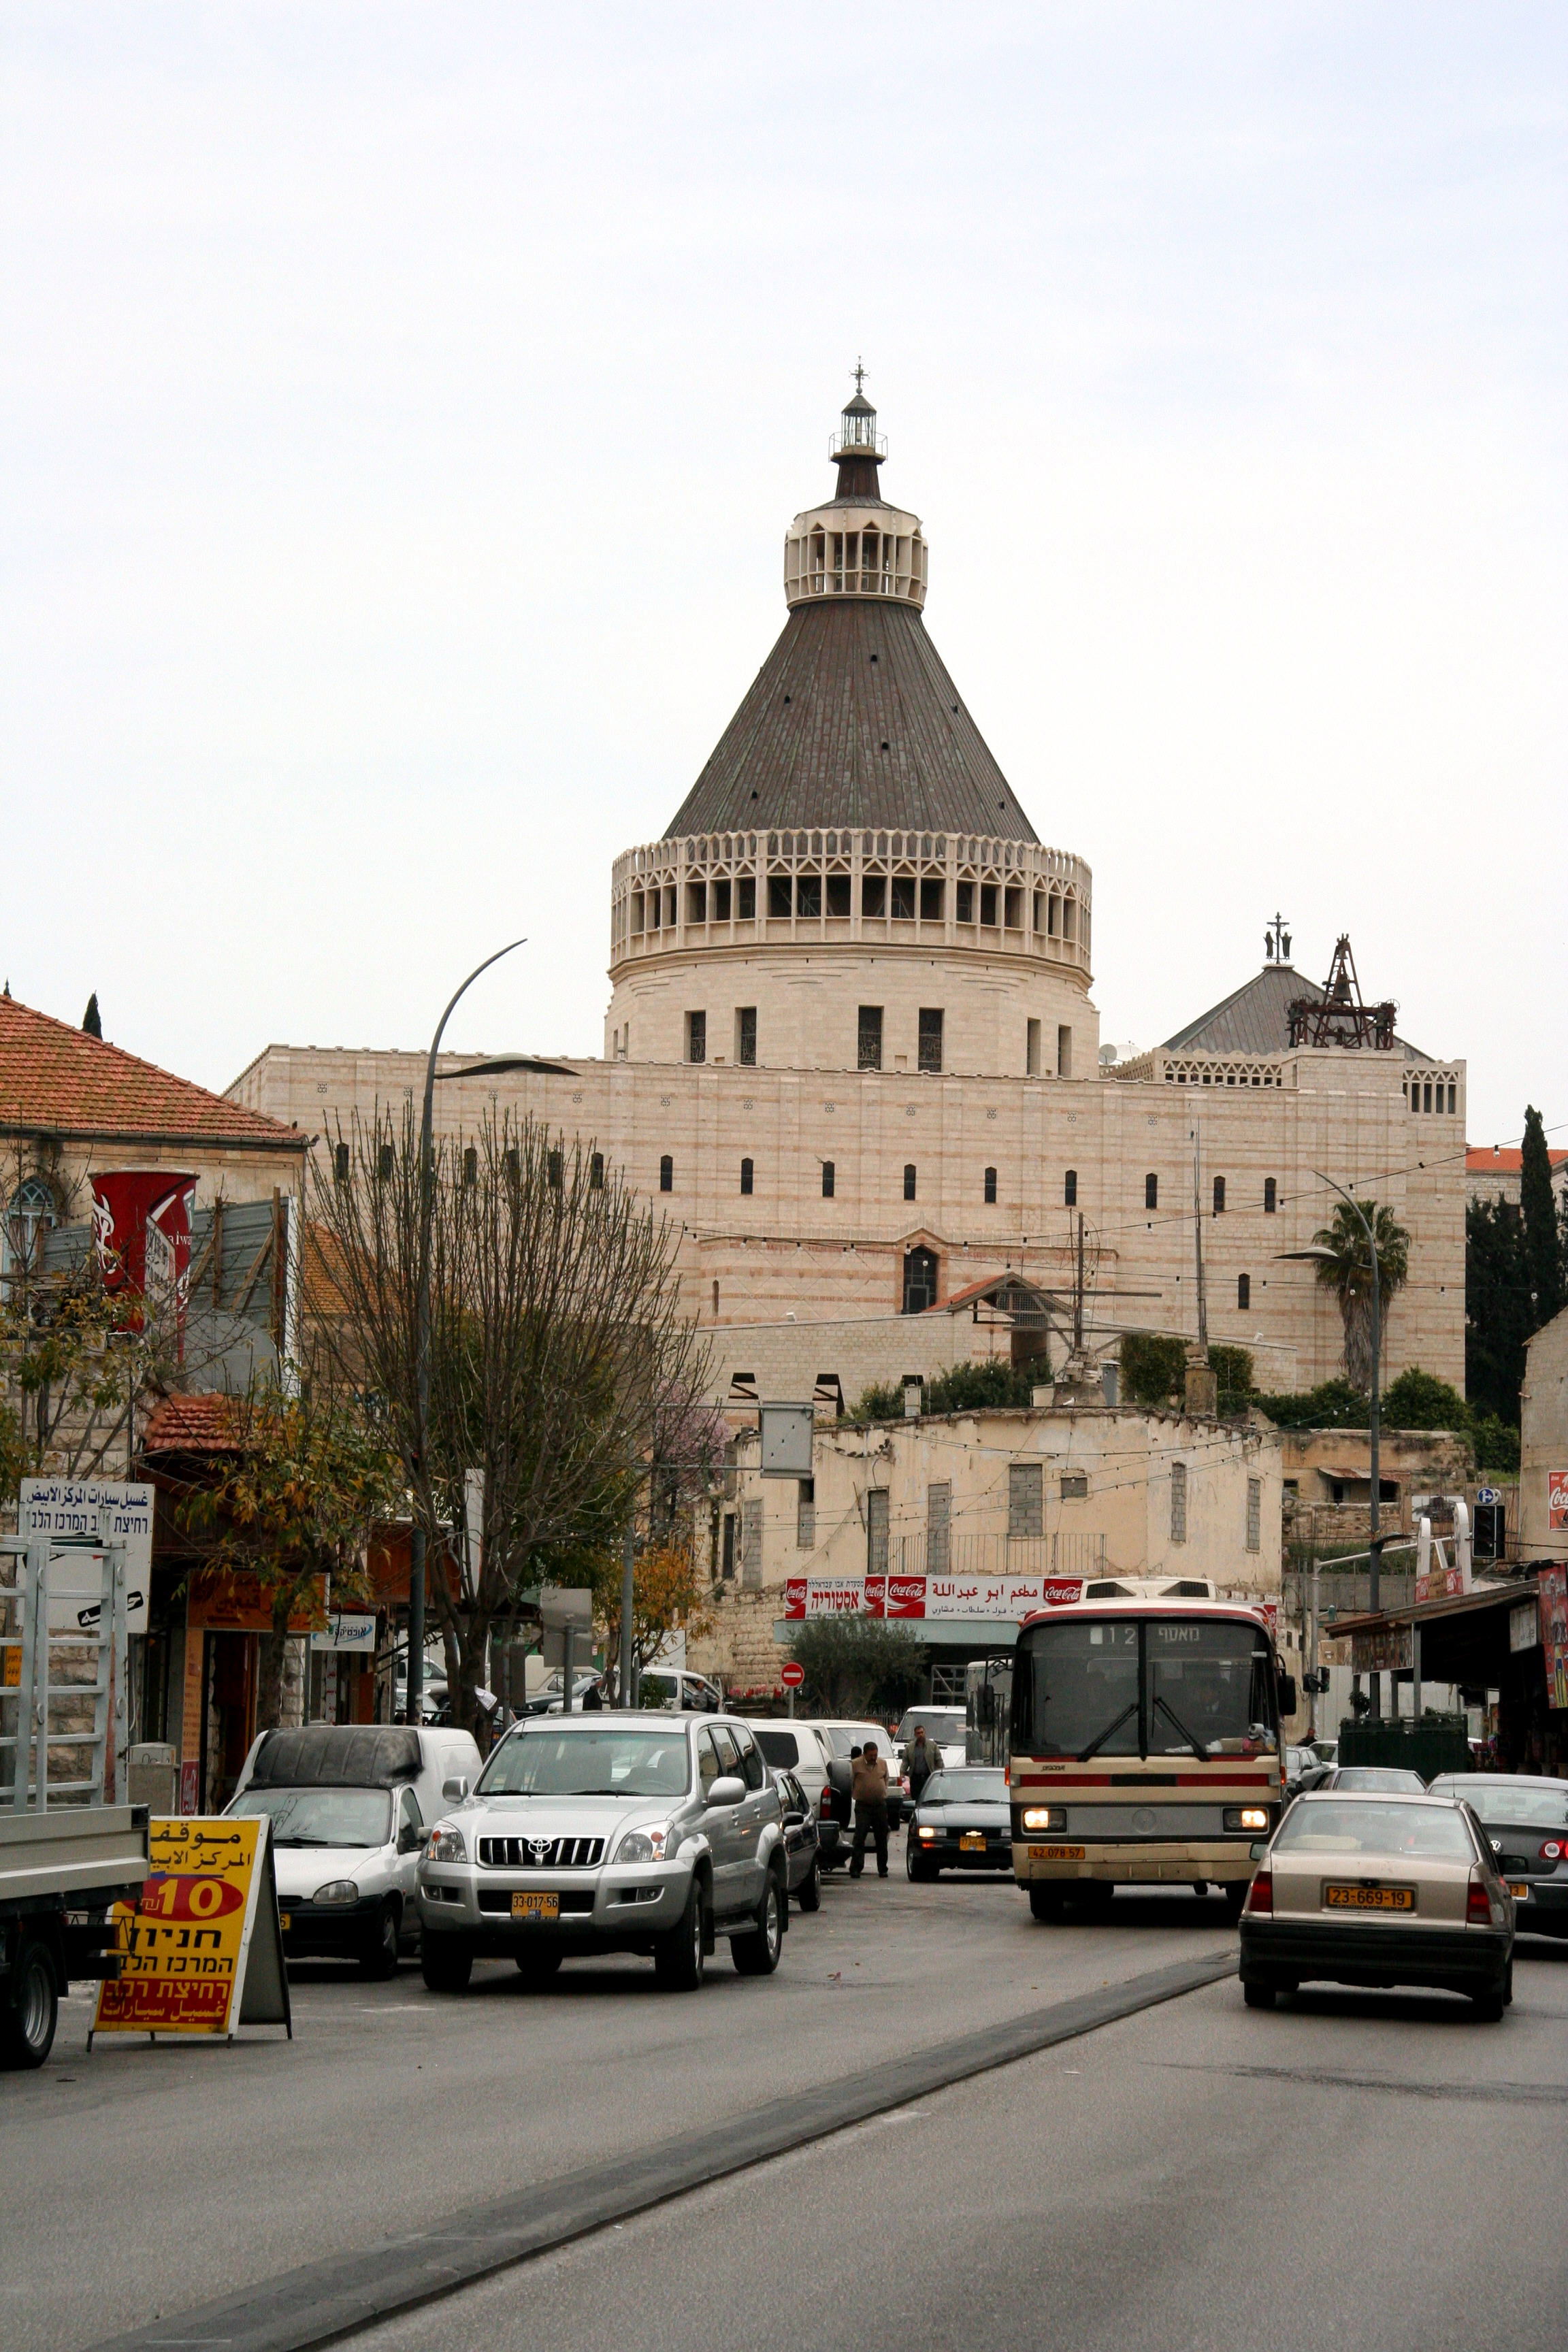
<box><xmin>4</xmin><ymin>3</ymin><xmax>1563</xmax><ymax>1145</ymax></box>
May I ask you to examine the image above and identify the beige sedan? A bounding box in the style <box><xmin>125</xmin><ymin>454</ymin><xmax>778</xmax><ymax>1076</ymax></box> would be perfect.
<box><xmin>1239</xmin><ymin>1792</ymin><xmax>1514</xmax><ymax>2020</ymax></box>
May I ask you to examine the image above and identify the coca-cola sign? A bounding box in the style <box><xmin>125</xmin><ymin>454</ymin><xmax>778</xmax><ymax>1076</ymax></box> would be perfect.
<box><xmin>91</xmin><ymin>1170</ymin><xmax>197</xmax><ymax>1350</ymax></box>
<box><xmin>782</xmin><ymin>1573</ymin><xmax>1083</xmax><ymax>1622</ymax></box>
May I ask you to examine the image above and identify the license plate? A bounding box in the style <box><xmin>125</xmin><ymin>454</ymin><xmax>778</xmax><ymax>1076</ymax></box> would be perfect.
<box><xmin>960</xmin><ymin>1832</ymin><xmax>986</xmax><ymax>1852</ymax></box>
<box><xmin>1324</xmin><ymin>1884</ymin><xmax>1415</xmax><ymax>1911</ymax></box>
<box><xmin>280</xmin><ymin>1913</ymin><xmax>291</xmax><ymax>1932</ymax></box>
<box><xmin>511</xmin><ymin>1891</ymin><xmax>559</xmax><ymax>1921</ymax></box>
<box><xmin>1029</xmin><ymin>1844</ymin><xmax>1085</xmax><ymax>1861</ymax></box>
<box><xmin>1509</xmin><ymin>1882</ymin><xmax>1529</xmax><ymax>1899</ymax></box>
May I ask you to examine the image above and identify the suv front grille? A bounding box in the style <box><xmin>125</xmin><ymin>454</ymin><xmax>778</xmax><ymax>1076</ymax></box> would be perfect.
<box><xmin>477</xmin><ymin>1835</ymin><xmax>606</xmax><ymax>1870</ymax></box>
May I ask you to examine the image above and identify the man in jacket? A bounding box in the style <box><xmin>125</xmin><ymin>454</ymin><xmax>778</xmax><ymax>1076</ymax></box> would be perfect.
<box><xmin>905</xmin><ymin>1725</ymin><xmax>940</xmax><ymax>1799</ymax></box>
<box><xmin>849</xmin><ymin>1740</ymin><xmax>891</xmax><ymax>1879</ymax></box>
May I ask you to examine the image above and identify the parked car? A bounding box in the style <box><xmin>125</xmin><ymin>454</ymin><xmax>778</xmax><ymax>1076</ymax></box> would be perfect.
<box><xmin>1239</xmin><ymin>1790</ymin><xmax>1514</xmax><ymax>2019</ymax></box>
<box><xmin>893</xmin><ymin>1708</ymin><xmax>968</xmax><ymax>1782</ymax></box>
<box><xmin>748</xmin><ymin>1722</ymin><xmax>845</xmax><ymax>1871</ymax></box>
<box><xmin>636</xmin><ymin>1669</ymin><xmax>723</xmax><ymax>1714</ymax></box>
<box><xmin>416</xmin><ymin>1710</ymin><xmax>788</xmax><ymax>1992</ymax></box>
<box><xmin>228</xmin><ymin>1723</ymin><xmax>483</xmax><ymax>1976</ymax></box>
<box><xmin>906</xmin><ymin>1767</ymin><xmax>1013</xmax><ymax>1880</ymax></box>
<box><xmin>1284</xmin><ymin>1745</ymin><xmax>1320</xmax><ymax>1797</ymax></box>
<box><xmin>1308</xmin><ymin>1765</ymin><xmax>1428</xmax><ymax>1796</ymax></box>
<box><xmin>774</xmin><ymin>1767</ymin><xmax>823</xmax><ymax>1911</ymax></box>
<box><xmin>1426</xmin><ymin>1774</ymin><xmax>1568</xmax><ymax>1942</ymax></box>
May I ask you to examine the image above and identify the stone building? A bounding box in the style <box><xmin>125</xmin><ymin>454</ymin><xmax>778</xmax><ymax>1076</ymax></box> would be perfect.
<box><xmin>1520</xmin><ymin>1304</ymin><xmax>1568</xmax><ymax>1566</ymax></box>
<box><xmin>697</xmin><ymin>1400</ymin><xmax>1285</xmax><ymax>1699</ymax></box>
<box><xmin>229</xmin><ymin>382</ymin><xmax>1467</xmax><ymax>1399</ymax></box>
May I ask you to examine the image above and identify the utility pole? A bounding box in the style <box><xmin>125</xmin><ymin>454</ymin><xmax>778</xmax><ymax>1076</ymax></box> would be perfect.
<box><xmin>406</xmin><ymin>941</ymin><xmax>524</xmax><ymax>1728</ymax></box>
<box><xmin>620</xmin><ymin>1521</ymin><xmax>637</xmax><ymax>1708</ymax></box>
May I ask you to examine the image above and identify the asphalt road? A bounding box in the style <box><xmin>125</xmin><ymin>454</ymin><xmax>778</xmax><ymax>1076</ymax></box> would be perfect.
<box><xmin>357</xmin><ymin>1935</ymin><xmax>1568</xmax><ymax>2352</ymax></box>
<box><xmin>3</xmin><ymin>1838</ymin><xmax>1234</xmax><ymax>2352</ymax></box>
<box><xmin>10</xmin><ymin>1848</ymin><xmax>1565</xmax><ymax>2352</ymax></box>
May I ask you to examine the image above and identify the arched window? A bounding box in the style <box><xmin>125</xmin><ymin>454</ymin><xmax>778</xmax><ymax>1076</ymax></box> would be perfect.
<box><xmin>740</xmin><ymin>1158</ymin><xmax>754</xmax><ymax>1196</ymax></box>
<box><xmin>2</xmin><ymin>1176</ymin><xmax>54</xmax><ymax>1292</ymax></box>
<box><xmin>589</xmin><ymin>1152</ymin><xmax>604</xmax><ymax>1190</ymax></box>
<box><xmin>1263</xmin><ymin>1177</ymin><xmax>1277</xmax><ymax>1213</ymax></box>
<box><xmin>983</xmin><ymin>1166</ymin><xmax>997</xmax><ymax>1205</ymax></box>
<box><xmin>547</xmin><ymin>1149</ymin><xmax>564</xmax><ymax>1190</ymax></box>
<box><xmin>659</xmin><ymin>1155</ymin><xmax>673</xmax><ymax>1194</ymax></box>
<box><xmin>377</xmin><ymin>1144</ymin><xmax>395</xmax><ymax>1181</ymax></box>
<box><xmin>902</xmin><ymin>1246</ymin><xmax>938</xmax><ymax>1314</ymax></box>
<box><xmin>333</xmin><ymin>1142</ymin><xmax>350</xmax><ymax>1183</ymax></box>
<box><xmin>462</xmin><ymin>1147</ymin><xmax>478</xmax><ymax>1186</ymax></box>
<box><xmin>821</xmin><ymin>1161</ymin><xmax>835</xmax><ymax>1198</ymax></box>
<box><xmin>1064</xmin><ymin>1169</ymin><xmax>1077</xmax><ymax>1208</ymax></box>
<box><xmin>1145</xmin><ymin>1173</ymin><xmax>1158</xmax><ymax>1211</ymax></box>
<box><xmin>1237</xmin><ymin>1273</ymin><xmax>1251</xmax><ymax>1311</ymax></box>
<box><xmin>1213</xmin><ymin>1175</ymin><xmax>1226</xmax><ymax>1215</ymax></box>
<box><xmin>903</xmin><ymin>1164</ymin><xmax>917</xmax><ymax>1203</ymax></box>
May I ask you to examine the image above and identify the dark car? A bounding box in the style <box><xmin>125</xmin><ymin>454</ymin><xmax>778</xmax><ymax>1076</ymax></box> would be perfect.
<box><xmin>1427</xmin><ymin>1774</ymin><xmax>1568</xmax><ymax>1941</ymax></box>
<box><xmin>774</xmin><ymin>1768</ymin><xmax>823</xmax><ymax>1912</ymax></box>
<box><xmin>1240</xmin><ymin>1790</ymin><xmax>1514</xmax><ymax>2019</ymax></box>
<box><xmin>906</xmin><ymin>1767</ymin><xmax>1013</xmax><ymax>1880</ymax></box>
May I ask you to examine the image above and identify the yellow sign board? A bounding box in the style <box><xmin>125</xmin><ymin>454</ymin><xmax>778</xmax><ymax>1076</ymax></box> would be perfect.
<box><xmin>92</xmin><ymin>1816</ymin><xmax>291</xmax><ymax>2043</ymax></box>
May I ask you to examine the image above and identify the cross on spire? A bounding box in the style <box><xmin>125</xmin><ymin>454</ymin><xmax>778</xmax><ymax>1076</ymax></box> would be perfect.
<box><xmin>852</xmin><ymin>357</ymin><xmax>866</xmax><ymax>394</ymax></box>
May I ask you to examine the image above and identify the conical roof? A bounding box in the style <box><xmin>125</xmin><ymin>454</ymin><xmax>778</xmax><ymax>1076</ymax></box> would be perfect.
<box><xmin>664</xmin><ymin>597</ymin><xmax>1039</xmax><ymax>840</ymax></box>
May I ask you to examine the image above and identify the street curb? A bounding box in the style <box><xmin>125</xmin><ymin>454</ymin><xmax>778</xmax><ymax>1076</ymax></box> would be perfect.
<box><xmin>86</xmin><ymin>1946</ymin><xmax>1237</xmax><ymax>2352</ymax></box>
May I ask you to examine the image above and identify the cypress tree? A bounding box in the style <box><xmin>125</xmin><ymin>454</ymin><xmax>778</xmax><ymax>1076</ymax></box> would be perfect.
<box><xmin>82</xmin><ymin>992</ymin><xmax>102</xmax><ymax>1038</ymax></box>
<box><xmin>1519</xmin><ymin>1103</ymin><xmax>1565</xmax><ymax>1322</ymax></box>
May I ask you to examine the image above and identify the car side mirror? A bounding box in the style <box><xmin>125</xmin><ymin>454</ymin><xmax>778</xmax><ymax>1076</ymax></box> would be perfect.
<box><xmin>442</xmin><ymin>1776</ymin><xmax>470</xmax><ymax>1801</ymax></box>
<box><xmin>1249</xmin><ymin>1840</ymin><xmax>1269</xmax><ymax>1862</ymax></box>
<box><xmin>706</xmin><ymin>1775</ymin><xmax>746</xmax><ymax>1808</ymax></box>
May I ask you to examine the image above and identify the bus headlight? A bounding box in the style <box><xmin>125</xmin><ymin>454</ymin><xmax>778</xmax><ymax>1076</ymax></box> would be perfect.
<box><xmin>1224</xmin><ymin>1807</ymin><xmax>1270</xmax><ymax>1833</ymax></box>
<box><xmin>1021</xmin><ymin>1807</ymin><xmax>1066</xmax><ymax>1832</ymax></box>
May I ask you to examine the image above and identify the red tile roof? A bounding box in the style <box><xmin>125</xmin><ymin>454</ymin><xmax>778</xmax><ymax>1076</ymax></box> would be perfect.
<box><xmin>0</xmin><ymin>994</ymin><xmax>302</xmax><ymax>1150</ymax></box>
<box><xmin>142</xmin><ymin>1394</ymin><xmax>244</xmax><ymax>1453</ymax></box>
<box><xmin>1467</xmin><ymin>1147</ymin><xmax>1568</xmax><ymax>1174</ymax></box>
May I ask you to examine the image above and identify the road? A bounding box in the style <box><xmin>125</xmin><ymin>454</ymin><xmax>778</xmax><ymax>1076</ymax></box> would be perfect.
<box><xmin>3</xmin><ymin>1838</ymin><xmax>1563</xmax><ymax>2352</ymax></box>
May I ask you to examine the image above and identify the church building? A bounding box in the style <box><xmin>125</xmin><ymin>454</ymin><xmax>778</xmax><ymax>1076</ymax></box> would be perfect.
<box><xmin>230</xmin><ymin>383</ymin><xmax>1467</xmax><ymax>1403</ymax></box>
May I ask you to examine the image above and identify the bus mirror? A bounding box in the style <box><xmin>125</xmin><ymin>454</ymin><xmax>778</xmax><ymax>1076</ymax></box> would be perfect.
<box><xmin>1277</xmin><ymin>1673</ymin><xmax>1298</xmax><ymax>1717</ymax></box>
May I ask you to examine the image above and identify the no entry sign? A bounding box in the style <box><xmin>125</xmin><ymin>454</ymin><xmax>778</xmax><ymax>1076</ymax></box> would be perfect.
<box><xmin>780</xmin><ymin>1661</ymin><xmax>805</xmax><ymax>1688</ymax></box>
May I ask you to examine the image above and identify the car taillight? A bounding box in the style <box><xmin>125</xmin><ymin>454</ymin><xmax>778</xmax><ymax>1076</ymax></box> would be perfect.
<box><xmin>1541</xmin><ymin>1840</ymin><xmax>1563</xmax><ymax>1862</ymax></box>
<box><xmin>1244</xmin><ymin>1870</ymin><xmax>1272</xmax><ymax>1916</ymax></box>
<box><xmin>819</xmin><ymin>1785</ymin><xmax>834</xmax><ymax>1818</ymax></box>
<box><xmin>1467</xmin><ymin>1880</ymin><xmax>1497</xmax><ymax>1926</ymax></box>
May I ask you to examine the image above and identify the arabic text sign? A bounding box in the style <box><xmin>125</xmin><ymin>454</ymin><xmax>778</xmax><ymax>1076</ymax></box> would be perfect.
<box><xmin>783</xmin><ymin>1574</ymin><xmax>1083</xmax><ymax>1622</ymax></box>
<box><xmin>93</xmin><ymin>1816</ymin><xmax>266</xmax><ymax>2038</ymax></box>
<box><xmin>20</xmin><ymin>1479</ymin><xmax>154</xmax><ymax>1635</ymax></box>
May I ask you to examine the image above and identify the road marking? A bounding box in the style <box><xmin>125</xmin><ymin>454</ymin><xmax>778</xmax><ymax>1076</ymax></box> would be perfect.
<box><xmin>84</xmin><ymin>1949</ymin><xmax>1237</xmax><ymax>2352</ymax></box>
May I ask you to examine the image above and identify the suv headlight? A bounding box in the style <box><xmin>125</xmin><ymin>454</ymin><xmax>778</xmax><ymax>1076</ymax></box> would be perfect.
<box><xmin>312</xmin><ymin>1880</ymin><xmax>359</xmax><ymax>1905</ymax></box>
<box><xmin>1021</xmin><ymin>1806</ymin><xmax>1065</xmax><ymax>1832</ymax></box>
<box><xmin>427</xmin><ymin>1824</ymin><xmax>467</xmax><ymax>1863</ymax></box>
<box><xmin>615</xmin><ymin>1823</ymin><xmax>674</xmax><ymax>1863</ymax></box>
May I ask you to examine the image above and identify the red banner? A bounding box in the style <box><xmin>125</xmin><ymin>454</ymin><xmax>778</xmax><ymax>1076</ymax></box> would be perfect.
<box><xmin>1539</xmin><ymin>1565</ymin><xmax>1568</xmax><ymax>1712</ymax></box>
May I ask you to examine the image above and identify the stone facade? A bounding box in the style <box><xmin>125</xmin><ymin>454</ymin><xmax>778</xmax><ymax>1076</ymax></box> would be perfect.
<box><xmin>1520</xmin><ymin>1305</ymin><xmax>1568</xmax><ymax>1565</ymax></box>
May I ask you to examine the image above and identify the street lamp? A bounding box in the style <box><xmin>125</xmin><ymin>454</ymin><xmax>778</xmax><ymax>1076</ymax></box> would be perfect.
<box><xmin>405</xmin><ymin>941</ymin><xmax>525</xmax><ymax>1729</ymax></box>
<box><xmin>1279</xmin><ymin>1175</ymin><xmax>1387</xmax><ymax>1707</ymax></box>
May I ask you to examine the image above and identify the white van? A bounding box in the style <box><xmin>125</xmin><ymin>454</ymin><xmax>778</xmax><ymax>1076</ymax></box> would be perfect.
<box><xmin>227</xmin><ymin>1723</ymin><xmax>482</xmax><ymax>1976</ymax></box>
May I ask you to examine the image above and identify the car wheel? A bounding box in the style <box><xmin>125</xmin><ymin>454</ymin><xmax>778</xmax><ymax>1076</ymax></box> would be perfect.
<box><xmin>419</xmin><ymin>1936</ymin><xmax>474</xmax><ymax>1994</ymax></box>
<box><xmin>0</xmin><ymin>1936</ymin><xmax>59</xmax><ymax>2070</ymax></box>
<box><xmin>1223</xmin><ymin>1884</ymin><xmax>1248</xmax><ymax>1922</ymax></box>
<box><xmin>796</xmin><ymin>1858</ymin><xmax>822</xmax><ymax>1914</ymax></box>
<box><xmin>1243</xmin><ymin>1979</ymin><xmax>1277</xmax><ymax>2010</ymax></box>
<box><xmin>359</xmin><ymin>1903</ymin><xmax>401</xmax><ymax>1980</ymax></box>
<box><xmin>1468</xmin><ymin>1984</ymin><xmax>1505</xmax><ymax>2023</ymax></box>
<box><xmin>732</xmin><ymin>1872</ymin><xmax>786</xmax><ymax>1976</ymax></box>
<box><xmin>514</xmin><ymin>1948</ymin><xmax>564</xmax><ymax>1988</ymax></box>
<box><xmin>1028</xmin><ymin>1884</ymin><xmax>1066</xmax><ymax>1922</ymax></box>
<box><xmin>906</xmin><ymin>1845</ymin><xmax>937</xmax><ymax>1882</ymax></box>
<box><xmin>653</xmin><ymin>1879</ymin><xmax>706</xmax><ymax>1991</ymax></box>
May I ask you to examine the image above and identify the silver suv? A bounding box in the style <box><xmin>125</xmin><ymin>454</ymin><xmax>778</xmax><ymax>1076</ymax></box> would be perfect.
<box><xmin>416</xmin><ymin>1710</ymin><xmax>787</xmax><ymax>1993</ymax></box>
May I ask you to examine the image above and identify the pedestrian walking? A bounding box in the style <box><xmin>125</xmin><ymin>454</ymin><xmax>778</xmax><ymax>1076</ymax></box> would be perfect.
<box><xmin>849</xmin><ymin>1740</ymin><xmax>891</xmax><ymax>1878</ymax></box>
<box><xmin>905</xmin><ymin>1724</ymin><xmax>939</xmax><ymax>1799</ymax></box>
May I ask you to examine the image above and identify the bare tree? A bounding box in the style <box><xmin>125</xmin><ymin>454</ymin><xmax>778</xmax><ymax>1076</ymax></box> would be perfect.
<box><xmin>310</xmin><ymin>1107</ymin><xmax>710</xmax><ymax>1735</ymax></box>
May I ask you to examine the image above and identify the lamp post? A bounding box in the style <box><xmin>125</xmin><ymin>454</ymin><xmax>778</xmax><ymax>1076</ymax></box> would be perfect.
<box><xmin>405</xmin><ymin>941</ymin><xmax>525</xmax><ymax>1729</ymax></box>
<box><xmin>1279</xmin><ymin>1175</ymin><xmax>1386</xmax><ymax>1716</ymax></box>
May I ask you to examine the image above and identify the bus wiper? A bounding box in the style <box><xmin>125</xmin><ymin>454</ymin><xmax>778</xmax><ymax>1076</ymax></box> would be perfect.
<box><xmin>1152</xmin><ymin>1694</ymin><xmax>1211</xmax><ymax>1762</ymax></box>
<box><xmin>1077</xmin><ymin>1701</ymin><xmax>1139</xmax><ymax>1763</ymax></box>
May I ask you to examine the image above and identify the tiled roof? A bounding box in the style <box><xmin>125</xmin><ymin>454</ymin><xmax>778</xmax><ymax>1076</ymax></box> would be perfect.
<box><xmin>142</xmin><ymin>1394</ymin><xmax>244</xmax><ymax>1452</ymax></box>
<box><xmin>1467</xmin><ymin>1147</ymin><xmax>1568</xmax><ymax>1174</ymax></box>
<box><xmin>664</xmin><ymin>597</ymin><xmax>1039</xmax><ymax>841</ymax></box>
<box><xmin>1162</xmin><ymin>964</ymin><xmax>1428</xmax><ymax>1061</ymax></box>
<box><xmin>0</xmin><ymin>994</ymin><xmax>303</xmax><ymax>1149</ymax></box>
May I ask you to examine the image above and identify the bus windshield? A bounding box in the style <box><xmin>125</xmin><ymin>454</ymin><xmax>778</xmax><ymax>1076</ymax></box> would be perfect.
<box><xmin>1015</xmin><ymin>1615</ymin><xmax>1278</xmax><ymax>1761</ymax></box>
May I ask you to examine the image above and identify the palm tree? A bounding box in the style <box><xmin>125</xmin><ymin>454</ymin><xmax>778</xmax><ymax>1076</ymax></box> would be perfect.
<box><xmin>1311</xmin><ymin>1200</ymin><xmax>1410</xmax><ymax>1390</ymax></box>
